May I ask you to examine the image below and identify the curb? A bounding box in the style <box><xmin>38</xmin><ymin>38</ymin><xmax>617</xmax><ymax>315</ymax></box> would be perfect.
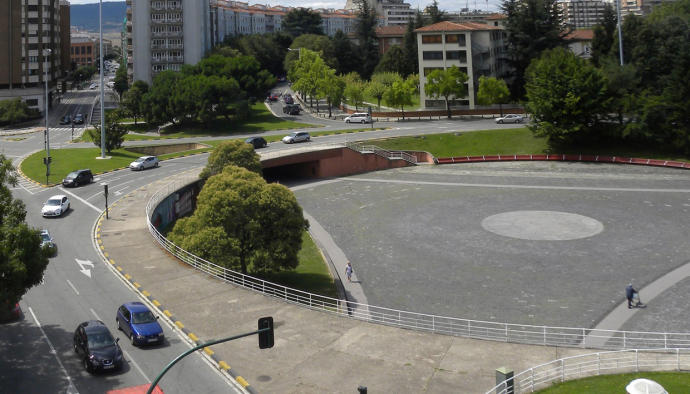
<box><xmin>92</xmin><ymin>192</ymin><xmax>257</xmax><ymax>394</ymax></box>
<box><xmin>435</xmin><ymin>153</ymin><xmax>690</xmax><ymax>170</ymax></box>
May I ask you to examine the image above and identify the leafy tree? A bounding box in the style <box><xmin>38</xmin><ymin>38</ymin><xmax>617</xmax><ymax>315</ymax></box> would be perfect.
<box><xmin>281</xmin><ymin>8</ymin><xmax>324</xmax><ymax>37</ymax></box>
<box><xmin>383</xmin><ymin>76</ymin><xmax>417</xmax><ymax>119</ymax></box>
<box><xmin>113</xmin><ymin>62</ymin><xmax>129</xmax><ymax>99</ymax></box>
<box><xmin>141</xmin><ymin>71</ymin><xmax>181</xmax><ymax>126</ymax></box>
<box><xmin>365</xmin><ymin>80</ymin><xmax>387</xmax><ymax>110</ymax></box>
<box><xmin>289</xmin><ymin>49</ymin><xmax>328</xmax><ymax>109</ymax></box>
<box><xmin>371</xmin><ymin>71</ymin><xmax>402</xmax><ymax>87</ymax></box>
<box><xmin>0</xmin><ymin>155</ymin><xmax>49</xmax><ymax>320</ymax></box>
<box><xmin>331</xmin><ymin>30</ymin><xmax>360</xmax><ymax>75</ymax></box>
<box><xmin>402</xmin><ymin>19</ymin><xmax>419</xmax><ymax>76</ymax></box>
<box><xmin>344</xmin><ymin>81</ymin><xmax>366</xmax><ymax>111</ymax></box>
<box><xmin>425</xmin><ymin>0</ymin><xmax>447</xmax><ymax>24</ymax></box>
<box><xmin>199</xmin><ymin>140</ymin><xmax>262</xmax><ymax>180</ymax></box>
<box><xmin>525</xmin><ymin>47</ymin><xmax>610</xmax><ymax>144</ymax></box>
<box><xmin>353</xmin><ymin>0</ymin><xmax>379</xmax><ymax>79</ymax></box>
<box><xmin>424</xmin><ymin>66</ymin><xmax>468</xmax><ymax>119</ymax></box>
<box><xmin>476</xmin><ymin>76</ymin><xmax>511</xmax><ymax>116</ymax></box>
<box><xmin>73</xmin><ymin>65</ymin><xmax>96</xmax><ymax>86</ymax></box>
<box><xmin>287</xmin><ymin>34</ymin><xmax>338</xmax><ymax>70</ymax></box>
<box><xmin>374</xmin><ymin>45</ymin><xmax>408</xmax><ymax>75</ymax></box>
<box><xmin>226</xmin><ymin>32</ymin><xmax>292</xmax><ymax>77</ymax></box>
<box><xmin>591</xmin><ymin>4</ymin><xmax>617</xmax><ymax>67</ymax></box>
<box><xmin>414</xmin><ymin>10</ymin><xmax>425</xmax><ymax>28</ymax></box>
<box><xmin>121</xmin><ymin>80</ymin><xmax>149</xmax><ymax>124</ymax></box>
<box><xmin>319</xmin><ymin>69</ymin><xmax>345</xmax><ymax>118</ymax></box>
<box><xmin>0</xmin><ymin>98</ymin><xmax>35</xmax><ymax>126</ymax></box>
<box><xmin>600</xmin><ymin>59</ymin><xmax>639</xmax><ymax>128</ymax></box>
<box><xmin>89</xmin><ymin>109</ymin><xmax>128</xmax><ymax>152</ymax></box>
<box><xmin>501</xmin><ymin>0</ymin><xmax>567</xmax><ymax>99</ymax></box>
<box><xmin>169</xmin><ymin>166</ymin><xmax>308</xmax><ymax>274</ymax></box>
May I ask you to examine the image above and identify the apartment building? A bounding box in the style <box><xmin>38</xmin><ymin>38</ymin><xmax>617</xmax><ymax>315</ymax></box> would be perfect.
<box><xmin>129</xmin><ymin>0</ymin><xmax>210</xmax><ymax>84</ymax></box>
<box><xmin>559</xmin><ymin>0</ymin><xmax>609</xmax><ymax>28</ymax></box>
<box><xmin>70</xmin><ymin>35</ymin><xmax>96</xmax><ymax>66</ymax></box>
<box><xmin>0</xmin><ymin>0</ymin><xmax>69</xmax><ymax>113</ymax></box>
<box><xmin>416</xmin><ymin>21</ymin><xmax>505</xmax><ymax>109</ymax></box>
<box><xmin>345</xmin><ymin>0</ymin><xmax>414</xmax><ymax>26</ymax></box>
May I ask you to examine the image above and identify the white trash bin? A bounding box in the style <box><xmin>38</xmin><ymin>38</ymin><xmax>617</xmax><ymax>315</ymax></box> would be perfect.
<box><xmin>625</xmin><ymin>378</ymin><xmax>667</xmax><ymax>394</ymax></box>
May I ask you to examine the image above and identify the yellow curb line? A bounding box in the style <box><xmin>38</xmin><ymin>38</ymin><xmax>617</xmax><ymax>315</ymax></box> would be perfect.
<box><xmin>203</xmin><ymin>347</ymin><xmax>213</xmax><ymax>356</ymax></box>
<box><xmin>133</xmin><ymin>282</ymin><xmax>141</xmax><ymax>288</ymax></box>
<box><xmin>142</xmin><ymin>290</ymin><xmax>150</xmax><ymax>297</ymax></box>
<box><xmin>188</xmin><ymin>333</ymin><xmax>199</xmax><ymax>342</ymax></box>
<box><xmin>163</xmin><ymin>310</ymin><xmax>172</xmax><ymax>317</ymax></box>
<box><xmin>236</xmin><ymin>376</ymin><xmax>249</xmax><ymax>387</ymax></box>
<box><xmin>218</xmin><ymin>361</ymin><xmax>230</xmax><ymax>371</ymax></box>
<box><xmin>175</xmin><ymin>321</ymin><xmax>184</xmax><ymax>329</ymax></box>
<box><xmin>103</xmin><ymin>252</ymin><xmax>108</xmax><ymax>257</ymax></box>
<box><xmin>153</xmin><ymin>300</ymin><xmax>161</xmax><ymax>307</ymax></box>
<box><xmin>124</xmin><ymin>273</ymin><xmax>132</xmax><ymax>280</ymax></box>
<box><xmin>109</xmin><ymin>259</ymin><xmax>115</xmax><ymax>265</ymax></box>
<box><xmin>116</xmin><ymin>266</ymin><xmax>123</xmax><ymax>272</ymax></box>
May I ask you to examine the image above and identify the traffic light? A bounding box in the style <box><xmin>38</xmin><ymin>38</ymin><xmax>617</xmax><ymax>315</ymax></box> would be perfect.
<box><xmin>258</xmin><ymin>317</ymin><xmax>274</xmax><ymax>349</ymax></box>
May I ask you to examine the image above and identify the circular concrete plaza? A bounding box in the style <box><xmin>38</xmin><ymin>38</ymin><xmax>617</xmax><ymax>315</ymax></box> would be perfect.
<box><xmin>292</xmin><ymin>161</ymin><xmax>690</xmax><ymax>332</ymax></box>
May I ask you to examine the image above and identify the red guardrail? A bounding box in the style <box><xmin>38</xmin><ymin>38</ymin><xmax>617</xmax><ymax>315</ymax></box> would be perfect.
<box><xmin>434</xmin><ymin>154</ymin><xmax>690</xmax><ymax>169</ymax></box>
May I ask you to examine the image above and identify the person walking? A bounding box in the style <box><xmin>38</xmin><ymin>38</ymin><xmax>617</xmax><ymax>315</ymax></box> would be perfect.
<box><xmin>345</xmin><ymin>261</ymin><xmax>353</xmax><ymax>282</ymax></box>
<box><xmin>625</xmin><ymin>283</ymin><xmax>637</xmax><ymax>309</ymax></box>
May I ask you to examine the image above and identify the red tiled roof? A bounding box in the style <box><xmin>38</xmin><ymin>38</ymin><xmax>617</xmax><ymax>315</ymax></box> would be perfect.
<box><xmin>375</xmin><ymin>25</ymin><xmax>406</xmax><ymax>37</ymax></box>
<box><xmin>414</xmin><ymin>21</ymin><xmax>501</xmax><ymax>32</ymax></box>
<box><xmin>565</xmin><ymin>29</ymin><xmax>594</xmax><ymax>41</ymax></box>
<box><xmin>486</xmin><ymin>13</ymin><xmax>507</xmax><ymax>20</ymax></box>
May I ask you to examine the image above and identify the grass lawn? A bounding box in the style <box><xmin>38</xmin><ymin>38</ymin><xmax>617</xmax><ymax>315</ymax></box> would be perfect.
<box><xmin>257</xmin><ymin>231</ymin><xmax>337</xmax><ymax>298</ymax></box>
<box><xmin>346</xmin><ymin>92</ymin><xmax>421</xmax><ymax>112</ymax></box>
<box><xmin>371</xmin><ymin>128</ymin><xmax>690</xmax><ymax>162</ymax></box>
<box><xmin>537</xmin><ymin>371</ymin><xmax>690</xmax><ymax>393</ymax></box>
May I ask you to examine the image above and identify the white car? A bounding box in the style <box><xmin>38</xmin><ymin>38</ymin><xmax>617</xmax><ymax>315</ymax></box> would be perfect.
<box><xmin>345</xmin><ymin>113</ymin><xmax>372</xmax><ymax>124</ymax></box>
<box><xmin>89</xmin><ymin>83</ymin><xmax>98</xmax><ymax>90</ymax></box>
<box><xmin>282</xmin><ymin>131</ymin><xmax>311</xmax><ymax>144</ymax></box>
<box><xmin>42</xmin><ymin>195</ymin><xmax>70</xmax><ymax>217</ymax></box>
<box><xmin>129</xmin><ymin>156</ymin><xmax>159</xmax><ymax>171</ymax></box>
<box><xmin>495</xmin><ymin>114</ymin><xmax>524</xmax><ymax>124</ymax></box>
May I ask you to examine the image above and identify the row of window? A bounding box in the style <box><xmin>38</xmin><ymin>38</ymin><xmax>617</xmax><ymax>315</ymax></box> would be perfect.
<box><xmin>151</xmin><ymin>1</ymin><xmax>181</xmax><ymax>8</ymax></box>
<box><xmin>151</xmin><ymin>25</ymin><xmax>182</xmax><ymax>33</ymax></box>
<box><xmin>70</xmin><ymin>46</ymin><xmax>92</xmax><ymax>55</ymax></box>
<box><xmin>422</xmin><ymin>51</ymin><xmax>468</xmax><ymax>62</ymax></box>
<box><xmin>152</xmin><ymin>64</ymin><xmax>181</xmax><ymax>72</ymax></box>
<box><xmin>151</xmin><ymin>13</ymin><xmax>182</xmax><ymax>21</ymax></box>
<box><xmin>421</xmin><ymin>34</ymin><xmax>467</xmax><ymax>46</ymax></box>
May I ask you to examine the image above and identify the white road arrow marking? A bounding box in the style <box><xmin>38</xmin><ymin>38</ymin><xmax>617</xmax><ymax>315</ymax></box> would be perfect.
<box><xmin>76</xmin><ymin>258</ymin><xmax>94</xmax><ymax>278</ymax></box>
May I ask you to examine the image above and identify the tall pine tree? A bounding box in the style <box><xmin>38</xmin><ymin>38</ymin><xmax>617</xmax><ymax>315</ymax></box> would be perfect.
<box><xmin>354</xmin><ymin>0</ymin><xmax>380</xmax><ymax>80</ymax></box>
<box><xmin>402</xmin><ymin>19</ymin><xmax>419</xmax><ymax>76</ymax></box>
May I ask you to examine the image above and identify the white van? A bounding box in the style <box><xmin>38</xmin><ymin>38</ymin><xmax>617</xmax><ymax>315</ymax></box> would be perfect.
<box><xmin>344</xmin><ymin>112</ymin><xmax>372</xmax><ymax>124</ymax></box>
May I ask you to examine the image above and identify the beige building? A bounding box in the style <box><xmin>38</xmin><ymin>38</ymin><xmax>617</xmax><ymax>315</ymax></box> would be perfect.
<box><xmin>559</xmin><ymin>0</ymin><xmax>609</xmax><ymax>28</ymax></box>
<box><xmin>415</xmin><ymin>21</ymin><xmax>505</xmax><ymax>109</ymax></box>
<box><xmin>0</xmin><ymin>0</ymin><xmax>70</xmax><ymax>113</ymax></box>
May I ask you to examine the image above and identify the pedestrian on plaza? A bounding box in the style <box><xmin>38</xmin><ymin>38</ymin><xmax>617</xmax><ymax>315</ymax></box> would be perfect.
<box><xmin>345</xmin><ymin>261</ymin><xmax>353</xmax><ymax>282</ymax></box>
<box><xmin>625</xmin><ymin>283</ymin><xmax>638</xmax><ymax>309</ymax></box>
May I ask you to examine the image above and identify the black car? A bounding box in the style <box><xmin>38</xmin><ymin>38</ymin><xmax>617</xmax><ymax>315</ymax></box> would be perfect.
<box><xmin>73</xmin><ymin>113</ymin><xmax>84</xmax><ymax>124</ymax></box>
<box><xmin>284</xmin><ymin>95</ymin><xmax>294</xmax><ymax>105</ymax></box>
<box><xmin>245</xmin><ymin>137</ymin><xmax>267</xmax><ymax>149</ymax></box>
<box><xmin>73</xmin><ymin>320</ymin><xmax>123</xmax><ymax>373</ymax></box>
<box><xmin>59</xmin><ymin>115</ymin><xmax>72</xmax><ymax>125</ymax></box>
<box><xmin>283</xmin><ymin>104</ymin><xmax>300</xmax><ymax>115</ymax></box>
<box><xmin>62</xmin><ymin>169</ymin><xmax>93</xmax><ymax>187</ymax></box>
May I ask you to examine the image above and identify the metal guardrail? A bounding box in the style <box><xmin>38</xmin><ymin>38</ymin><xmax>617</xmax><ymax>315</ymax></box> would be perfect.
<box><xmin>486</xmin><ymin>348</ymin><xmax>690</xmax><ymax>394</ymax></box>
<box><xmin>145</xmin><ymin>175</ymin><xmax>690</xmax><ymax>352</ymax></box>
<box><xmin>345</xmin><ymin>142</ymin><xmax>417</xmax><ymax>164</ymax></box>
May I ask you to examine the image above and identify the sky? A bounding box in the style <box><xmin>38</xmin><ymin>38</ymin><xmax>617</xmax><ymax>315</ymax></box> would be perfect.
<box><xmin>68</xmin><ymin>0</ymin><xmax>503</xmax><ymax>13</ymax></box>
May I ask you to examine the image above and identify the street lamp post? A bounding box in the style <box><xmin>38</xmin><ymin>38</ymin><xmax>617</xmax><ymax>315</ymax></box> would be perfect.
<box><xmin>99</xmin><ymin>0</ymin><xmax>106</xmax><ymax>158</ymax></box>
<box><xmin>615</xmin><ymin>0</ymin><xmax>624</xmax><ymax>66</ymax></box>
<box><xmin>43</xmin><ymin>48</ymin><xmax>52</xmax><ymax>184</ymax></box>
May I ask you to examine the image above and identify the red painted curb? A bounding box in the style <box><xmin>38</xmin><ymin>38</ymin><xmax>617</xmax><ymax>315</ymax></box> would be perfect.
<box><xmin>435</xmin><ymin>154</ymin><xmax>690</xmax><ymax>170</ymax></box>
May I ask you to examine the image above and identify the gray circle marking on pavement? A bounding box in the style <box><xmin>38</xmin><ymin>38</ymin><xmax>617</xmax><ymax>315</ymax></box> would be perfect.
<box><xmin>481</xmin><ymin>210</ymin><xmax>604</xmax><ymax>241</ymax></box>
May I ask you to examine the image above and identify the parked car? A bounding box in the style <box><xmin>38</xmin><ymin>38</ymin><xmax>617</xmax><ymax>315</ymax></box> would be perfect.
<box><xmin>72</xmin><ymin>113</ymin><xmax>84</xmax><ymax>124</ymax></box>
<box><xmin>283</xmin><ymin>104</ymin><xmax>301</xmax><ymax>115</ymax></box>
<box><xmin>116</xmin><ymin>302</ymin><xmax>165</xmax><ymax>346</ymax></box>
<box><xmin>59</xmin><ymin>115</ymin><xmax>72</xmax><ymax>125</ymax></box>
<box><xmin>495</xmin><ymin>114</ymin><xmax>524</xmax><ymax>124</ymax></box>
<box><xmin>40</xmin><ymin>229</ymin><xmax>57</xmax><ymax>256</ymax></box>
<box><xmin>62</xmin><ymin>169</ymin><xmax>93</xmax><ymax>187</ymax></box>
<box><xmin>129</xmin><ymin>156</ymin><xmax>159</xmax><ymax>171</ymax></box>
<box><xmin>73</xmin><ymin>320</ymin><xmax>123</xmax><ymax>373</ymax></box>
<box><xmin>282</xmin><ymin>131</ymin><xmax>310</xmax><ymax>144</ymax></box>
<box><xmin>89</xmin><ymin>83</ymin><xmax>98</xmax><ymax>90</ymax></box>
<box><xmin>42</xmin><ymin>195</ymin><xmax>70</xmax><ymax>217</ymax></box>
<box><xmin>245</xmin><ymin>136</ymin><xmax>268</xmax><ymax>149</ymax></box>
<box><xmin>345</xmin><ymin>113</ymin><xmax>372</xmax><ymax>124</ymax></box>
<box><xmin>266</xmin><ymin>93</ymin><xmax>279</xmax><ymax>102</ymax></box>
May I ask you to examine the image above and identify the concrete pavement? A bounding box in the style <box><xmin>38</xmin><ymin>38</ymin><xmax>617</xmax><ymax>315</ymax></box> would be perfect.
<box><xmin>96</xmin><ymin>172</ymin><xmax>592</xmax><ymax>393</ymax></box>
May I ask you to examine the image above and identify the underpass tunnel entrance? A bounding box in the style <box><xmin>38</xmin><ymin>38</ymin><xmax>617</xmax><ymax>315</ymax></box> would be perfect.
<box><xmin>263</xmin><ymin>160</ymin><xmax>319</xmax><ymax>183</ymax></box>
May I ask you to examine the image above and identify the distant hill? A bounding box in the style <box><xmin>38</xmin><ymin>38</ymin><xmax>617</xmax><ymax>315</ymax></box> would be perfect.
<box><xmin>70</xmin><ymin>1</ymin><xmax>127</xmax><ymax>33</ymax></box>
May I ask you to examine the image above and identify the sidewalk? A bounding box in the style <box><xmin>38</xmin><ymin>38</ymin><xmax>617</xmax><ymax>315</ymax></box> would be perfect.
<box><xmin>97</xmin><ymin>174</ymin><xmax>589</xmax><ymax>393</ymax></box>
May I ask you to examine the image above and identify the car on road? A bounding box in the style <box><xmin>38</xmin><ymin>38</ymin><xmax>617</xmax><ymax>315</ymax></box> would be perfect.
<box><xmin>73</xmin><ymin>320</ymin><xmax>124</xmax><ymax>373</ymax></box>
<box><xmin>62</xmin><ymin>169</ymin><xmax>93</xmax><ymax>187</ymax></box>
<box><xmin>59</xmin><ymin>115</ymin><xmax>72</xmax><ymax>125</ymax></box>
<box><xmin>72</xmin><ymin>113</ymin><xmax>84</xmax><ymax>124</ymax></box>
<box><xmin>116</xmin><ymin>302</ymin><xmax>165</xmax><ymax>346</ymax></box>
<box><xmin>282</xmin><ymin>131</ymin><xmax>310</xmax><ymax>144</ymax></box>
<box><xmin>129</xmin><ymin>156</ymin><xmax>159</xmax><ymax>171</ymax></box>
<box><xmin>41</xmin><ymin>195</ymin><xmax>70</xmax><ymax>217</ymax></box>
<box><xmin>89</xmin><ymin>83</ymin><xmax>98</xmax><ymax>90</ymax></box>
<box><xmin>266</xmin><ymin>93</ymin><xmax>279</xmax><ymax>102</ymax></box>
<box><xmin>40</xmin><ymin>229</ymin><xmax>57</xmax><ymax>256</ymax></box>
<box><xmin>283</xmin><ymin>104</ymin><xmax>301</xmax><ymax>115</ymax></box>
<box><xmin>245</xmin><ymin>136</ymin><xmax>267</xmax><ymax>149</ymax></box>
<box><xmin>283</xmin><ymin>95</ymin><xmax>294</xmax><ymax>105</ymax></box>
<box><xmin>345</xmin><ymin>112</ymin><xmax>372</xmax><ymax>124</ymax></box>
<box><xmin>495</xmin><ymin>114</ymin><xmax>524</xmax><ymax>124</ymax></box>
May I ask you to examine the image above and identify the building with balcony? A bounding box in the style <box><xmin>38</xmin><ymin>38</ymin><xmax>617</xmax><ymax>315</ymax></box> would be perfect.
<box><xmin>559</xmin><ymin>0</ymin><xmax>609</xmax><ymax>28</ymax></box>
<box><xmin>415</xmin><ymin>21</ymin><xmax>505</xmax><ymax>110</ymax></box>
<box><xmin>345</xmin><ymin>0</ymin><xmax>414</xmax><ymax>26</ymax></box>
<box><xmin>0</xmin><ymin>0</ymin><xmax>70</xmax><ymax>114</ymax></box>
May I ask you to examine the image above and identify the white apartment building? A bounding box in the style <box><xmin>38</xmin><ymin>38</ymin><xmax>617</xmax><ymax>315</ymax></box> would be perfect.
<box><xmin>559</xmin><ymin>0</ymin><xmax>609</xmax><ymax>28</ymax></box>
<box><xmin>416</xmin><ymin>21</ymin><xmax>505</xmax><ymax>109</ymax></box>
<box><xmin>1</xmin><ymin>0</ymin><xmax>70</xmax><ymax>113</ymax></box>
<box><xmin>129</xmin><ymin>0</ymin><xmax>210</xmax><ymax>84</ymax></box>
<box><xmin>345</xmin><ymin>0</ymin><xmax>414</xmax><ymax>26</ymax></box>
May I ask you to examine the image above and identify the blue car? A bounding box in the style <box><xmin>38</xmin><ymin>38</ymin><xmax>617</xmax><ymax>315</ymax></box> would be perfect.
<box><xmin>116</xmin><ymin>302</ymin><xmax>164</xmax><ymax>346</ymax></box>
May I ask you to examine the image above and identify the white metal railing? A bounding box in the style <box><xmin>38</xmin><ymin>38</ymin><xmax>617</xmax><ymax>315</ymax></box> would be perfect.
<box><xmin>145</xmin><ymin>176</ymin><xmax>690</xmax><ymax>351</ymax></box>
<box><xmin>345</xmin><ymin>142</ymin><xmax>418</xmax><ymax>164</ymax></box>
<box><xmin>486</xmin><ymin>348</ymin><xmax>690</xmax><ymax>394</ymax></box>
